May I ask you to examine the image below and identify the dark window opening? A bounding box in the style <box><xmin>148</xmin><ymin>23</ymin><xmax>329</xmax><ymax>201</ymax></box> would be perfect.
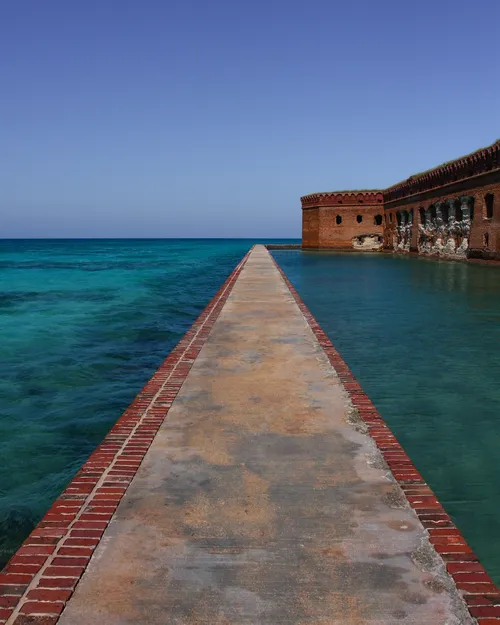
<box><xmin>454</xmin><ymin>199</ymin><xmax>462</xmax><ymax>221</ymax></box>
<box><xmin>484</xmin><ymin>232</ymin><xmax>489</xmax><ymax>247</ymax></box>
<box><xmin>374</xmin><ymin>214</ymin><xmax>383</xmax><ymax>226</ymax></box>
<box><xmin>430</xmin><ymin>205</ymin><xmax>437</xmax><ymax>220</ymax></box>
<box><xmin>409</xmin><ymin>209</ymin><xmax>414</xmax><ymax>223</ymax></box>
<box><xmin>485</xmin><ymin>193</ymin><xmax>494</xmax><ymax>219</ymax></box>
<box><xmin>338</xmin><ymin>200</ymin><xmax>343</xmax><ymax>204</ymax></box>
<box><xmin>358</xmin><ymin>200</ymin><xmax>363</xmax><ymax>204</ymax></box>
<box><xmin>336</xmin><ymin>215</ymin><xmax>342</xmax><ymax>225</ymax></box>
<box><xmin>419</xmin><ymin>207</ymin><xmax>426</xmax><ymax>225</ymax></box>
<box><xmin>441</xmin><ymin>203</ymin><xmax>449</xmax><ymax>222</ymax></box>
<box><xmin>356</xmin><ymin>215</ymin><xmax>363</xmax><ymax>223</ymax></box>
<box><xmin>396</xmin><ymin>212</ymin><xmax>402</xmax><ymax>226</ymax></box>
<box><xmin>389</xmin><ymin>213</ymin><xmax>393</xmax><ymax>223</ymax></box>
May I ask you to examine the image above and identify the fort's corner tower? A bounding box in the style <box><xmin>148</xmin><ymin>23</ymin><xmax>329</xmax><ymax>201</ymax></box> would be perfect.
<box><xmin>301</xmin><ymin>191</ymin><xmax>385</xmax><ymax>250</ymax></box>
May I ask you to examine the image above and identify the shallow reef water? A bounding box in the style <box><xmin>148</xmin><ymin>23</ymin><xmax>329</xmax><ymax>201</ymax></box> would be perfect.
<box><xmin>273</xmin><ymin>249</ymin><xmax>500</xmax><ymax>585</ymax></box>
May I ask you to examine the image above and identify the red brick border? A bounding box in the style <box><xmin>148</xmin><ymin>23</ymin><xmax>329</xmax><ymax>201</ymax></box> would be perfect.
<box><xmin>0</xmin><ymin>248</ymin><xmax>252</xmax><ymax>625</ymax></box>
<box><xmin>269</xmin><ymin>249</ymin><xmax>500</xmax><ymax>624</ymax></box>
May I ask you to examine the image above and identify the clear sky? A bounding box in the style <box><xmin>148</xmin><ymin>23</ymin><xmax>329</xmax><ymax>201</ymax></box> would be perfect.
<box><xmin>1</xmin><ymin>0</ymin><xmax>499</xmax><ymax>238</ymax></box>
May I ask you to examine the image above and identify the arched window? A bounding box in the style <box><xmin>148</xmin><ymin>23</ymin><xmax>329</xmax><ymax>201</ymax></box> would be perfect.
<box><xmin>336</xmin><ymin>215</ymin><xmax>342</xmax><ymax>225</ymax></box>
<box><xmin>356</xmin><ymin>215</ymin><xmax>363</xmax><ymax>223</ymax></box>
<box><xmin>374</xmin><ymin>214</ymin><xmax>383</xmax><ymax>226</ymax></box>
<box><xmin>441</xmin><ymin>203</ymin><xmax>449</xmax><ymax>223</ymax></box>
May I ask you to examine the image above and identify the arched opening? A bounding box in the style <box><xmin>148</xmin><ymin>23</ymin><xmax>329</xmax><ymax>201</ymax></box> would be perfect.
<box><xmin>455</xmin><ymin>200</ymin><xmax>463</xmax><ymax>221</ymax></box>
<box><xmin>374</xmin><ymin>214</ymin><xmax>383</xmax><ymax>226</ymax></box>
<box><xmin>419</xmin><ymin>207</ymin><xmax>426</xmax><ymax>225</ymax></box>
<box><xmin>356</xmin><ymin>215</ymin><xmax>363</xmax><ymax>223</ymax></box>
<box><xmin>336</xmin><ymin>214</ymin><xmax>342</xmax><ymax>225</ymax></box>
<box><xmin>396</xmin><ymin>212</ymin><xmax>402</xmax><ymax>226</ymax></box>
<box><xmin>430</xmin><ymin>205</ymin><xmax>437</xmax><ymax>221</ymax></box>
<box><xmin>485</xmin><ymin>193</ymin><xmax>494</xmax><ymax>219</ymax></box>
<box><xmin>441</xmin><ymin>203</ymin><xmax>449</xmax><ymax>223</ymax></box>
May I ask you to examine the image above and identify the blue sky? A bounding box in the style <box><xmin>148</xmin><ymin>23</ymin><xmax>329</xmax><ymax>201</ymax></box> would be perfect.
<box><xmin>1</xmin><ymin>0</ymin><xmax>499</xmax><ymax>238</ymax></box>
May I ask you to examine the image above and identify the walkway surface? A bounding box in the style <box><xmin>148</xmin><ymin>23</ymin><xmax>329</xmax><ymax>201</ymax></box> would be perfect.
<box><xmin>50</xmin><ymin>246</ymin><xmax>471</xmax><ymax>624</ymax></box>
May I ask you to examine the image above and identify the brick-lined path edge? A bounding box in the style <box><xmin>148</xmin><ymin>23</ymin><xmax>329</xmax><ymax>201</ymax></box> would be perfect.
<box><xmin>269</xmin><ymin>250</ymin><xmax>500</xmax><ymax>625</ymax></box>
<box><xmin>0</xmin><ymin>248</ymin><xmax>253</xmax><ymax>625</ymax></box>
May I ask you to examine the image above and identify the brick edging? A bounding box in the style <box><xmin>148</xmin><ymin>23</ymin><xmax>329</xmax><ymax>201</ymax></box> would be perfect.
<box><xmin>0</xmin><ymin>248</ymin><xmax>253</xmax><ymax>625</ymax></box>
<box><xmin>268</xmin><ymin>249</ymin><xmax>500</xmax><ymax>624</ymax></box>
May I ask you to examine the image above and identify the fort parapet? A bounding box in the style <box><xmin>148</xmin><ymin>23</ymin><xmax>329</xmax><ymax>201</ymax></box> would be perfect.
<box><xmin>301</xmin><ymin>139</ymin><xmax>500</xmax><ymax>260</ymax></box>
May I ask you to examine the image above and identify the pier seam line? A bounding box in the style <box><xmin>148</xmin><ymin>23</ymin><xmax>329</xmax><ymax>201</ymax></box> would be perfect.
<box><xmin>268</xmin><ymin>248</ymin><xmax>500</xmax><ymax>625</ymax></box>
<box><xmin>0</xmin><ymin>247</ymin><xmax>253</xmax><ymax>625</ymax></box>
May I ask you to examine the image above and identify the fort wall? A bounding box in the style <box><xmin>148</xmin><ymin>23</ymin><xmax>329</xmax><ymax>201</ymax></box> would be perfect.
<box><xmin>302</xmin><ymin>192</ymin><xmax>384</xmax><ymax>250</ymax></box>
<box><xmin>302</xmin><ymin>139</ymin><xmax>500</xmax><ymax>261</ymax></box>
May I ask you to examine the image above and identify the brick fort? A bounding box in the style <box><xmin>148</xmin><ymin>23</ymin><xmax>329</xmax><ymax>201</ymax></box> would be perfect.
<box><xmin>301</xmin><ymin>139</ymin><xmax>500</xmax><ymax>260</ymax></box>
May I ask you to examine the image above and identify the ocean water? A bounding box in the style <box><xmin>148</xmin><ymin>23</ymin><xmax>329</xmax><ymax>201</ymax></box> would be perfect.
<box><xmin>273</xmin><ymin>250</ymin><xmax>500</xmax><ymax>584</ymax></box>
<box><xmin>0</xmin><ymin>238</ymin><xmax>298</xmax><ymax>568</ymax></box>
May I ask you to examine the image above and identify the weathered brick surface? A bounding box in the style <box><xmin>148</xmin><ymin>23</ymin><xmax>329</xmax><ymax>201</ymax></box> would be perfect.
<box><xmin>302</xmin><ymin>207</ymin><xmax>319</xmax><ymax>247</ymax></box>
<box><xmin>318</xmin><ymin>204</ymin><xmax>384</xmax><ymax>248</ymax></box>
<box><xmin>302</xmin><ymin>192</ymin><xmax>384</xmax><ymax>249</ymax></box>
<box><xmin>384</xmin><ymin>175</ymin><xmax>500</xmax><ymax>257</ymax></box>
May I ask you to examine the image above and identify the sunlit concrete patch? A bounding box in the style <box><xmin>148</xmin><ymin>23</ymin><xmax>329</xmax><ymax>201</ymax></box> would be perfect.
<box><xmin>58</xmin><ymin>245</ymin><xmax>473</xmax><ymax>624</ymax></box>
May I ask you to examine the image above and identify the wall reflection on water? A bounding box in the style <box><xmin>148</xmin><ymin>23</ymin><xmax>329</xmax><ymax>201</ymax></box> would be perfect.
<box><xmin>409</xmin><ymin>255</ymin><xmax>500</xmax><ymax>295</ymax></box>
<box><xmin>273</xmin><ymin>250</ymin><xmax>500</xmax><ymax>585</ymax></box>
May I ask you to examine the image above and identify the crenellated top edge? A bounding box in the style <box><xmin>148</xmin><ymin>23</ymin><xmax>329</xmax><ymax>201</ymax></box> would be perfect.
<box><xmin>301</xmin><ymin>190</ymin><xmax>384</xmax><ymax>208</ymax></box>
<box><xmin>385</xmin><ymin>139</ymin><xmax>500</xmax><ymax>202</ymax></box>
<box><xmin>302</xmin><ymin>139</ymin><xmax>500</xmax><ymax>208</ymax></box>
<box><xmin>388</xmin><ymin>140</ymin><xmax>500</xmax><ymax>188</ymax></box>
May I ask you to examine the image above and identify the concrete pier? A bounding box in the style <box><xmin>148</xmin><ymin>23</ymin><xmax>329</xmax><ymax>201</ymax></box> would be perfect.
<box><xmin>1</xmin><ymin>246</ymin><xmax>496</xmax><ymax>624</ymax></box>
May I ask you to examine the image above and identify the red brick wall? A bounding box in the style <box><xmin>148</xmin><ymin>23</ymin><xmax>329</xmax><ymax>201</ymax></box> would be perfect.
<box><xmin>384</xmin><ymin>172</ymin><xmax>500</xmax><ymax>259</ymax></box>
<box><xmin>318</xmin><ymin>206</ymin><xmax>384</xmax><ymax>248</ymax></box>
<box><xmin>301</xmin><ymin>192</ymin><xmax>384</xmax><ymax>250</ymax></box>
<box><xmin>302</xmin><ymin>208</ymin><xmax>319</xmax><ymax>248</ymax></box>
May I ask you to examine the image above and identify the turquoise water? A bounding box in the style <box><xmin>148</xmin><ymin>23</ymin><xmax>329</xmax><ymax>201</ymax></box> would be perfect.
<box><xmin>0</xmin><ymin>239</ymin><xmax>298</xmax><ymax>568</ymax></box>
<box><xmin>273</xmin><ymin>250</ymin><xmax>500</xmax><ymax>584</ymax></box>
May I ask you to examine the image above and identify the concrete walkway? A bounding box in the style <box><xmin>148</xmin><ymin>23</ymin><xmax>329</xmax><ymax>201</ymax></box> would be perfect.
<box><xmin>58</xmin><ymin>246</ymin><xmax>471</xmax><ymax>624</ymax></box>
